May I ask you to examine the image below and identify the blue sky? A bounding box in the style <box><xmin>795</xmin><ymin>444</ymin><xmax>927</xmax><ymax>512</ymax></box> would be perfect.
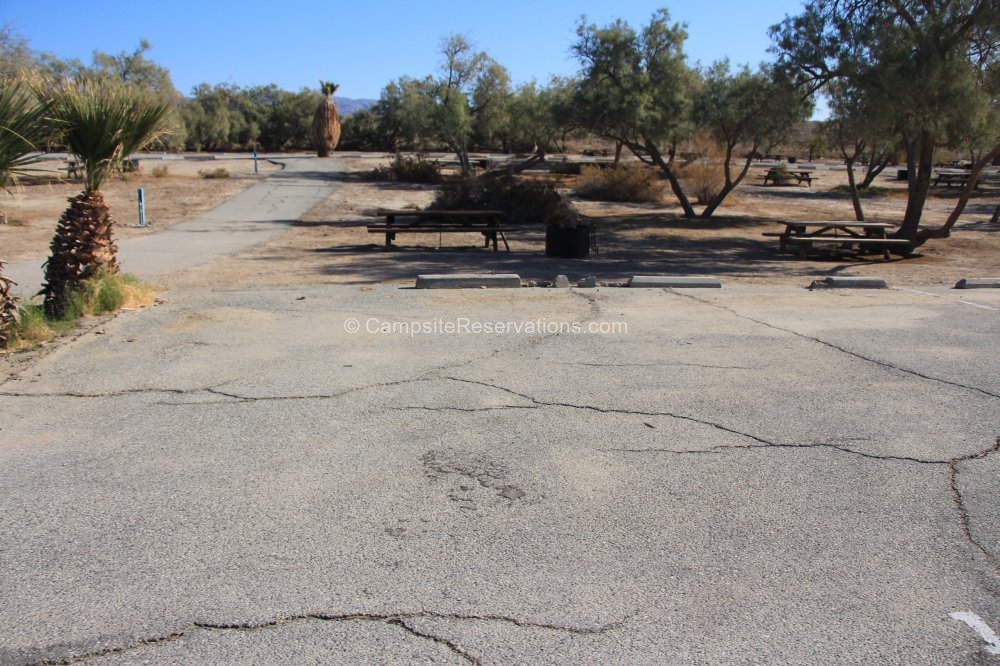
<box><xmin>2</xmin><ymin>0</ymin><xmax>807</xmax><ymax>99</ymax></box>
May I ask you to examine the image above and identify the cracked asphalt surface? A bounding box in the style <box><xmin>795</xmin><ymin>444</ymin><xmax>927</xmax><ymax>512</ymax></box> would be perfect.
<box><xmin>2</xmin><ymin>161</ymin><xmax>1000</xmax><ymax>663</ymax></box>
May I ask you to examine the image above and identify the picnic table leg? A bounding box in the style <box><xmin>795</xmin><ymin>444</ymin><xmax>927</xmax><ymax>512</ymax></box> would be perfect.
<box><xmin>385</xmin><ymin>215</ymin><xmax>394</xmax><ymax>248</ymax></box>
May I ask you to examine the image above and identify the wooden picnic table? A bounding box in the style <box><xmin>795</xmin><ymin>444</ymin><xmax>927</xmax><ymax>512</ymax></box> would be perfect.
<box><xmin>760</xmin><ymin>167</ymin><xmax>818</xmax><ymax>186</ymax></box>
<box><xmin>368</xmin><ymin>209</ymin><xmax>510</xmax><ymax>251</ymax></box>
<box><xmin>932</xmin><ymin>169</ymin><xmax>980</xmax><ymax>189</ymax></box>
<box><xmin>763</xmin><ymin>220</ymin><xmax>910</xmax><ymax>260</ymax></box>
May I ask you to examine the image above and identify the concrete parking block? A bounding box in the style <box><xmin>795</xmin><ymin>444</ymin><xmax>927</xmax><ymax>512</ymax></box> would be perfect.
<box><xmin>954</xmin><ymin>278</ymin><xmax>1000</xmax><ymax>289</ymax></box>
<box><xmin>628</xmin><ymin>276</ymin><xmax>722</xmax><ymax>288</ymax></box>
<box><xmin>415</xmin><ymin>273</ymin><xmax>522</xmax><ymax>289</ymax></box>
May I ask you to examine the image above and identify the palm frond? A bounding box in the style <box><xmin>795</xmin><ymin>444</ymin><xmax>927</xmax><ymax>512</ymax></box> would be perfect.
<box><xmin>0</xmin><ymin>79</ymin><xmax>49</xmax><ymax>190</ymax></box>
<box><xmin>40</xmin><ymin>78</ymin><xmax>171</xmax><ymax>192</ymax></box>
<box><xmin>319</xmin><ymin>80</ymin><xmax>340</xmax><ymax>97</ymax></box>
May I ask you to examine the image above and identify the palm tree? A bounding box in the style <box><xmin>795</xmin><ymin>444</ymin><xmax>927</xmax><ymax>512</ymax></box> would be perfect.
<box><xmin>311</xmin><ymin>81</ymin><xmax>341</xmax><ymax>157</ymax></box>
<box><xmin>0</xmin><ymin>78</ymin><xmax>49</xmax><ymax>342</ymax></box>
<box><xmin>39</xmin><ymin>78</ymin><xmax>169</xmax><ymax>316</ymax></box>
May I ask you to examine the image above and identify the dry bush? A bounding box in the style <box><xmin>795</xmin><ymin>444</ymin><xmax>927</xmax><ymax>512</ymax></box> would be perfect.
<box><xmin>680</xmin><ymin>159</ymin><xmax>725</xmax><ymax>204</ymax></box>
<box><xmin>371</xmin><ymin>154</ymin><xmax>441</xmax><ymax>183</ymax></box>
<box><xmin>198</xmin><ymin>167</ymin><xmax>230</xmax><ymax>179</ymax></box>
<box><xmin>572</xmin><ymin>165</ymin><xmax>665</xmax><ymax>203</ymax></box>
<box><xmin>151</xmin><ymin>165</ymin><xmax>169</xmax><ymax>178</ymax></box>
<box><xmin>431</xmin><ymin>176</ymin><xmax>574</xmax><ymax>226</ymax></box>
<box><xmin>676</xmin><ymin>133</ymin><xmax>727</xmax><ymax>205</ymax></box>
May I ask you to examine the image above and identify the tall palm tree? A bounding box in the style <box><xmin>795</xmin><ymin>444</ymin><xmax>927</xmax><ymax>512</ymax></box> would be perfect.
<box><xmin>0</xmin><ymin>78</ymin><xmax>49</xmax><ymax>342</ymax></box>
<box><xmin>39</xmin><ymin>78</ymin><xmax>169</xmax><ymax>316</ymax></box>
<box><xmin>311</xmin><ymin>81</ymin><xmax>341</xmax><ymax>157</ymax></box>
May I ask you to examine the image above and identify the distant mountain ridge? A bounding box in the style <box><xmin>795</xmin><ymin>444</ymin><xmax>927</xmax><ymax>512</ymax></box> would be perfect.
<box><xmin>334</xmin><ymin>97</ymin><xmax>376</xmax><ymax>116</ymax></box>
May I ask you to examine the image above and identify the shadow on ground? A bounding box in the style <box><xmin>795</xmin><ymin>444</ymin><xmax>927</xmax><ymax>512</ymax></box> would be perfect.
<box><xmin>289</xmin><ymin>213</ymin><xmax>912</xmax><ymax>285</ymax></box>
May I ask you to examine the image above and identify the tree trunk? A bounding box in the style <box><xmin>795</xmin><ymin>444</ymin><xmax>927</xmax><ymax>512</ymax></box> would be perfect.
<box><xmin>700</xmin><ymin>141</ymin><xmax>758</xmax><ymax>219</ymax></box>
<box><xmin>641</xmin><ymin>140</ymin><xmax>696</xmax><ymax>218</ymax></box>
<box><xmin>923</xmin><ymin>141</ymin><xmax>1000</xmax><ymax>239</ymax></box>
<box><xmin>859</xmin><ymin>149</ymin><xmax>891</xmax><ymax>189</ymax></box>
<box><xmin>483</xmin><ymin>147</ymin><xmax>546</xmax><ymax>178</ymax></box>
<box><xmin>613</xmin><ymin>141</ymin><xmax>623</xmax><ymax>165</ymax></box>
<box><xmin>845</xmin><ymin>154</ymin><xmax>866</xmax><ymax>222</ymax></box>
<box><xmin>42</xmin><ymin>191</ymin><xmax>119</xmax><ymax>317</ymax></box>
<box><xmin>897</xmin><ymin>130</ymin><xmax>935</xmax><ymax>241</ymax></box>
<box><xmin>457</xmin><ymin>148</ymin><xmax>472</xmax><ymax>177</ymax></box>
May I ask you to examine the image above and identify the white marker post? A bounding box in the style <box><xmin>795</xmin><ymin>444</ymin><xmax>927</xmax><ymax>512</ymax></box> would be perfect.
<box><xmin>136</xmin><ymin>187</ymin><xmax>146</xmax><ymax>227</ymax></box>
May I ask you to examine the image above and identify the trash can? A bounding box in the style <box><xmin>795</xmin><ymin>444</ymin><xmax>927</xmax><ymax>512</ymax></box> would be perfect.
<box><xmin>897</xmin><ymin>169</ymin><xmax>908</xmax><ymax>181</ymax></box>
<box><xmin>545</xmin><ymin>224</ymin><xmax>591</xmax><ymax>258</ymax></box>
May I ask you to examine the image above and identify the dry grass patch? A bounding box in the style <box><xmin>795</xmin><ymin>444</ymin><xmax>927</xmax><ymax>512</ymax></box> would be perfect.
<box><xmin>573</xmin><ymin>165</ymin><xmax>665</xmax><ymax>203</ymax></box>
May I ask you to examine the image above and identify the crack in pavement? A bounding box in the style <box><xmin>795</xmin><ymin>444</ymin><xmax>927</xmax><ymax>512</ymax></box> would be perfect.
<box><xmin>554</xmin><ymin>361</ymin><xmax>759</xmax><ymax>370</ymax></box>
<box><xmin>432</xmin><ymin>376</ymin><xmax>1000</xmax><ymax>578</ymax></box>
<box><xmin>608</xmin><ymin>441</ymin><xmax>954</xmax><ymax>465</ymax></box>
<box><xmin>442</xmin><ymin>376</ymin><xmax>777</xmax><ymax>446</ymax></box>
<box><xmin>394</xmin><ymin>404</ymin><xmax>539</xmax><ymax>413</ymax></box>
<box><xmin>672</xmin><ymin>291</ymin><xmax>1000</xmax><ymax>400</ymax></box>
<box><xmin>605</xmin><ymin>436</ymin><xmax>1000</xmax><ymax>577</ymax></box>
<box><xmin>949</xmin><ymin>437</ymin><xmax>1000</xmax><ymax>575</ymax></box>
<box><xmin>28</xmin><ymin>612</ymin><xmax>624</xmax><ymax>665</ymax></box>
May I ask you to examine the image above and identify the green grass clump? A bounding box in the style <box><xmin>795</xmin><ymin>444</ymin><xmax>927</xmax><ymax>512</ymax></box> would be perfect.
<box><xmin>2</xmin><ymin>271</ymin><xmax>156</xmax><ymax>350</ymax></box>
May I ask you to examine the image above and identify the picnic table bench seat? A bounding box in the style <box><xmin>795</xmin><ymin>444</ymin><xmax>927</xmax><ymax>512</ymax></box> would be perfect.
<box><xmin>783</xmin><ymin>235</ymin><xmax>912</xmax><ymax>259</ymax></box>
<box><xmin>368</xmin><ymin>208</ymin><xmax>509</xmax><ymax>251</ymax></box>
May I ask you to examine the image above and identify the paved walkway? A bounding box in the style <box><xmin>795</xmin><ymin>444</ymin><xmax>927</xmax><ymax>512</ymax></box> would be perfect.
<box><xmin>4</xmin><ymin>156</ymin><xmax>341</xmax><ymax>296</ymax></box>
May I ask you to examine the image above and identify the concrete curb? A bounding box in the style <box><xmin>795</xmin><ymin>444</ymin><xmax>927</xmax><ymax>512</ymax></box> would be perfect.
<box><xmin>809</xmin><ymin>277</ymin><xmax>888</xmax><ymax>289</ymax></box>
<box><xmin>415</xmin><ymin>274</ymin><xmax>522</xmax><ymax>289</ymax></box>
<box><xmin>628</xmin><ymin>276</ymin><xmax>722</xmax><ymax>288</ymax></box>
<box><xmin>954</xmin><ymin>278</ymin><xmax>1000</xmax><ymax>289</ymax></box>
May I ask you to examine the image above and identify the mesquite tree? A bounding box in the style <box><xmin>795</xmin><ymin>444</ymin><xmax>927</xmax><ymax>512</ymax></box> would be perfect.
<box><xmin>772</xmin><ymin>0</ymin><xmax>1000</xmax><ymax>244</ymax></box>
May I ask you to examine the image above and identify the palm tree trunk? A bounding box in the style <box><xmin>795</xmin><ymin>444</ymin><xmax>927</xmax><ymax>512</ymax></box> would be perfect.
<box><xmin>42</xmin><ymin>191</ymin><xmax>119</xmax><ymax>316</ymax></box>
<box><xmin>0</xmin><ymin>260</ymin><xmax>18</xmax><ymax>348</ymax></box>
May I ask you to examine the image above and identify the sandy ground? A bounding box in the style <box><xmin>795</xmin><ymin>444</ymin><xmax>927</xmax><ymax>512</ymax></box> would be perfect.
<box><xmin>3</xmin><ymin>154</ymin><xmax>998</xmax><ymax>288</ymax></box>
<box><xmin>177</xmin><ymin>156</ymin><xmax>1000</xmax><ymax>289</ymax></box>
<box><xmin>0</xmin><ymin>157</ymin><xmax>282</xmax><ymax>265</ymax></box>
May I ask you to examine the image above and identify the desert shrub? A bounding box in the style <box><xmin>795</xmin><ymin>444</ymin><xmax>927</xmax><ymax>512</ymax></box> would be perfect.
<box><xmin>573</xmin><ymin>165</ymin><xmax>665</xmax><ymax>203</ymax></box>
<box><xmin>370</xmin><ymin>154</ymin><xmax>441</xmax><ymax>183</ymax></box>
<box><xmin>198</xmin><ymin>167</ymin><xmax>230</xmax><ymax>179</ymax></box>
<box><xmin>430</xmin><ymin>176</ymin><xmax>575</xmax><ymax>226</ymax></box>
<box><xmin>679</xmin><ymin>159</ymin><xmax>725</xmax><ymax>205</ymax></box>
<box><xmin>151</xmin><ymin>165</ymin><xmax>169</xmax><ymax>178</ymax></box>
